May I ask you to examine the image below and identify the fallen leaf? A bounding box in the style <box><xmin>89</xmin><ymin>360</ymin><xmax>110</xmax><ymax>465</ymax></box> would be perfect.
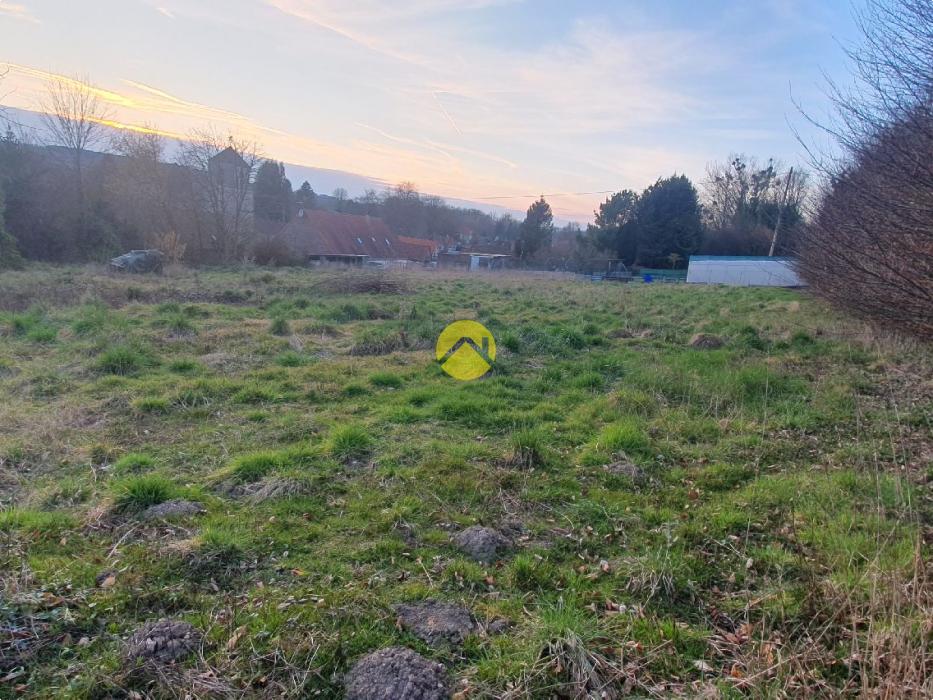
<box><xmin>226</xmin><ymin>625</ymin><xmax>248</xmax><ymax>651</ymax></box>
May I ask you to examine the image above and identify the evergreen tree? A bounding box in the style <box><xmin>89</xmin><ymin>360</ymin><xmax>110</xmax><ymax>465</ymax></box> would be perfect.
<box><xmin>633</xmin><ymin>175</ymin><xmax>703</xmax><ymax>268</ymax></box>
<box><xmin>589</xmin><ymin>190</ymin><xmax>639</xmax><ymax>264</ymax></box>
<box><xmin>295</xmin><ymin>180</ymin><xmax>316</xmax><ymax>209</ymax></box>
<box><xmin>516</xmin><ymin>196</ymin><xmax>554</xmax><ymax>261</ymax></box>
<box><xmin>254</xmin><ymin>160</ymin><xmax>293</xmax><ymax>222</ymax></box>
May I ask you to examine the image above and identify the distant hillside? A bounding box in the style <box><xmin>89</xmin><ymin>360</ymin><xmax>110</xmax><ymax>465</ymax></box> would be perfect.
<box><xmin>0</xmin><ymin>106</ymin><xmax>523</xmax><ymax>221</ymax></box>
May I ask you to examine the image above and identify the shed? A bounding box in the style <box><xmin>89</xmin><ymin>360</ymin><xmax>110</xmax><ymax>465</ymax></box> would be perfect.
<box><xmin>686</xmin><ymin>256</ymin><xmax>805</xmax><ymax>287</ymax></box>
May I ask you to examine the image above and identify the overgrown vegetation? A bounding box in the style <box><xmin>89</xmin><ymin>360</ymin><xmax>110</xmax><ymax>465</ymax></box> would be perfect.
<box><xmin>798</xmin><ymin>0</ymin><xmax>933</xmax><ymax>340</ymax></box>
<box><xmin>0</xmin><ymin>266</ymin><xmax>929</xmax><ymax>698</ymax></box>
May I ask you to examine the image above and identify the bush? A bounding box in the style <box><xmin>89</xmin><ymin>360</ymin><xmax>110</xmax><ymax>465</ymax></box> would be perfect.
<box><xmin>252</xmin><ymin>238</ymin><xmax>300</xmax><ymax>266</ymax></box>
<box><xmin>797</xmin><ymin>0</ymin><xmax>933</xmax><ymax>340</ymax></box>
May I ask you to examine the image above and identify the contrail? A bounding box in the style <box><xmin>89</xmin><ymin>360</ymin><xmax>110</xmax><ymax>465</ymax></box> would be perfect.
<box><xmin>433</xmin><ymin>91</ymin><xmax>463</xmax><ymax>136</ymax></box>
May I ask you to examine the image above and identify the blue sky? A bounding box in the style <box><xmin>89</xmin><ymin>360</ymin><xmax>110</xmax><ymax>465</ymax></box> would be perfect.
<box><xmin>0</xmin><ymin>0</ymin><xmax>857</xmax><ymax>220</ymax></box>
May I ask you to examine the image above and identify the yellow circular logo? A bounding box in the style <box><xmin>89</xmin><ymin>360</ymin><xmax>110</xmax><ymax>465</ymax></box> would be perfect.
<box><xmin>436</xmin><ymin>320</ymin><xmax>496</xmax><ymax>381</ymax></box>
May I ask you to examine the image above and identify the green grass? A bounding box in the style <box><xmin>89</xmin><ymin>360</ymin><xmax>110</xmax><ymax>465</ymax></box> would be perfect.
<box><xmin>269</xmin><ymin>316</ymin><xmax>290</xmax><ymax>336</ymax></box>
<box><xmin>0</xmin><ymin>265</ymin><xmax>929</xmax><ymax>698</ymax></box>
<box><xmin>507</xmin><ymin>427</ymin><xmax>548</xmax><ymax>468</ymax></box>
<box><xmin>112</xmin><ymin>452</ymin><xmax>156</xmax><ymax>473</ymax></box>
<box><xmin>369</xmin><ymin>371</ymin><xmax>404</xmax><ymax>388</ymax></box>
<box><xmin>329</xmin><ymin>424</ymin><xmax>374</xmax><ymax>461</ymax></box>
<box><xmin>113</xmin><ymin>475</ymin><xmax>178</xmax><ymax>512</ymax></box>
<box><xmin>97</xmin><ymin>344</ymin><xmax>154</xmax><ymax>375</ymax></box>
<box><xmin>228</xmin><ymin>451</ymin><xmax>282</xmax><ymax>483</ymax></box>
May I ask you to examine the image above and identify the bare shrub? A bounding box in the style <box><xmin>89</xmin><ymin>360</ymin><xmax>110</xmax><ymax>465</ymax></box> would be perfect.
<box><xmin>251</xmin><ymin>237</ymin><xmax>299</xmax><ymax>266</ymax></box>
<box><xmin>797</xmin><ymin>0</ymin><xmax>933</xmax><ymax>340</ymax></box>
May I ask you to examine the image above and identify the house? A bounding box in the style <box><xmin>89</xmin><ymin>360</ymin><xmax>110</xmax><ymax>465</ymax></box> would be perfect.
<box><xmin>397</xmin><ymin>236</ymin><xmax>440</xmax><ymax>263</ymax></box>
<box><xmin>208</xmin><ymin>146</ymin><xmax>253</xmax><ymax>215</ymax></box>
<box><xmin>686</xmin><ymin>256</ymin><xmax>805</xmax><ymax>287</ymax></box>
<box><xmin>437</xmin><ymin>243</ymin><xmax>511</xmax><ymax>270</ymax></box>
<box><xmin>276</xmin><ymin>209</ymin><xmax>437</xmax><ymax>265</ymax></box>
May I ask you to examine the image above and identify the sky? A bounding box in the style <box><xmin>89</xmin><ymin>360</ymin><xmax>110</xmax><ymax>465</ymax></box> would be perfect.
<box><xmin>0</xmin><ymin>0</ymin><xmax>858</xmax><ymax>222</ymax></box>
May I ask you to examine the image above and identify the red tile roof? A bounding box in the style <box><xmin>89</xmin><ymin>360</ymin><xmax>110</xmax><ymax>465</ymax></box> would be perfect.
<box><xmin>279</xmin><ymin>210</ymin><xmax>437</xmax><ymax>262</ymax></box>
<box><xmin>282</xmin><ymin>210</ymin><xmax>396</xmax><ymax>258</ymax></box>
<box><xmin>397</xmin><ymin>236</ymin><xmax>440</xmax><ymax>262</ymax></box>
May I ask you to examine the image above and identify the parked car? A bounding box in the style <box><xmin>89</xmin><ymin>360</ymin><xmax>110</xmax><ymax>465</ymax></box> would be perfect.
<box><xmin>110</xmin><ymin>250</ymin><xmax>165</xmax><ymax>274</ymax></box>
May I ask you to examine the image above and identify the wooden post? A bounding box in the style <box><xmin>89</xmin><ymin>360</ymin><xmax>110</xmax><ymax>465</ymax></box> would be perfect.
<box><xmin>769</xmin><ymin>166</ymin><xmax>794</xmax><ymax>257</ymax></box>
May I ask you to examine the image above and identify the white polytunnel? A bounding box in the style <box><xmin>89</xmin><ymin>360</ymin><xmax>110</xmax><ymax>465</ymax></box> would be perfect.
<box><xmin>686</xmin><ymin>256</ymin><xmax>805</xmax><ymax>287</ymax></box>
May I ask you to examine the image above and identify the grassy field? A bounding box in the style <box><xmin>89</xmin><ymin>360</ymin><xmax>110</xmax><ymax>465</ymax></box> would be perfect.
<box><xmin>0</xmin><ymin>265</ymin><xmax>930</xmax><ymax>698</ymax></box>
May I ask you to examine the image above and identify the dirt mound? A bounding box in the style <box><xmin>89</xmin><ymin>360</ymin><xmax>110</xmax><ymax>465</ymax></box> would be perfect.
<box><xmin>125</xmin><ymin>619</ymin><xmax>202</xmax><ymax>665</ymax></box>
<box><xmin>688</xmin><ymin>333</ymin><xmax>724</xmax><ymax>349</ymax></box>
<box><xmin>604</xmin><ymin>456</ymin><xmax>646</xmax><ymax>483</ymax></box>
<box><xmin>139</xmin><ymin>499</ymin><xmax>205</xmax><ymax>521</ymax></box>
<box><xmin>453</xmin><ymin>526</ymin><xmax>510</xmax><ymax>563</ymax></box>
<box><xmin>345</xmin><ymin>646</ymin><xmax>448</xmax><ymax>700</ymax></box>
<box><xmin>393</xmin><ymin>600</ymin><xmax>476</xmax><ymax>648</ymax></box>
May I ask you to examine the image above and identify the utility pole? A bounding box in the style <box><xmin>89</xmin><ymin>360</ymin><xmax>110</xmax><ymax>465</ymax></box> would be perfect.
<box><xmin>769</xmin><ymin>166</ymin><xmax>794</xmax><ymax>257</ymax></box>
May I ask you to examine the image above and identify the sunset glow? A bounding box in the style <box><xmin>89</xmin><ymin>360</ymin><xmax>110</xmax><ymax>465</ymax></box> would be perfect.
<box><xmin>1</xmin><ymin>1</ymin><xmax>857</xmax><ymax>220</ymax></box>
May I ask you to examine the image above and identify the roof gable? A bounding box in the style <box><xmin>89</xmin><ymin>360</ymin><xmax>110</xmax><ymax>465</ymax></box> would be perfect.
<box><xmin>209</xmin><ymin>146</ymin><xmax>249</xmax><ymax>170</ymax></box>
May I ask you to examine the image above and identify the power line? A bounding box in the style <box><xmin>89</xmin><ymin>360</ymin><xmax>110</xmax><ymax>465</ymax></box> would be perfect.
<box><xmin>474</xmin><ymin>190</ymin><xmax>616</xmax><ymax>201</ymax></box>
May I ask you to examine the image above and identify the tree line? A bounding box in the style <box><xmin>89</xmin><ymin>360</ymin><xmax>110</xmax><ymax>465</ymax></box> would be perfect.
<box><xmin>511</xmin><ymin>156</ymin><xmax>807</xmax><ymax>271</ymax></box>
<box><xmin>0</xmin><ymin>73</ymin><xmax>808</xmax><ymax>272</ymax></box>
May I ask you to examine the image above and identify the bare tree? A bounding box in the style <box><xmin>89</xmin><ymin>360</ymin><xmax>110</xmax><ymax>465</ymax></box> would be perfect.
<box><xmin>796</xmin><ymin>0</ymin><xmax>933</xmax><ymax>340</ymax></box>
<box><xmin>40</xmin><ymin>75</ymin><xmax>112</xmax><ymax>213</ymax></box>
<box><xmin>177</xmin><ymin>129</ymin><xmax>260</xmax><ymax>262</ymax></box>
<box><xmin>331</xmin><ymin>187</ymin><xmax>348</xmax><ymax>213</ymax></box>
<box><xmin>109</xmin><ymin>128</ymin><xmax>176</xmax><ymax>247</ymax></box>
<box><xmin>702</xmin><ymin>155</ymin><xmax>809</xmax><ymax>255</ymax></box>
